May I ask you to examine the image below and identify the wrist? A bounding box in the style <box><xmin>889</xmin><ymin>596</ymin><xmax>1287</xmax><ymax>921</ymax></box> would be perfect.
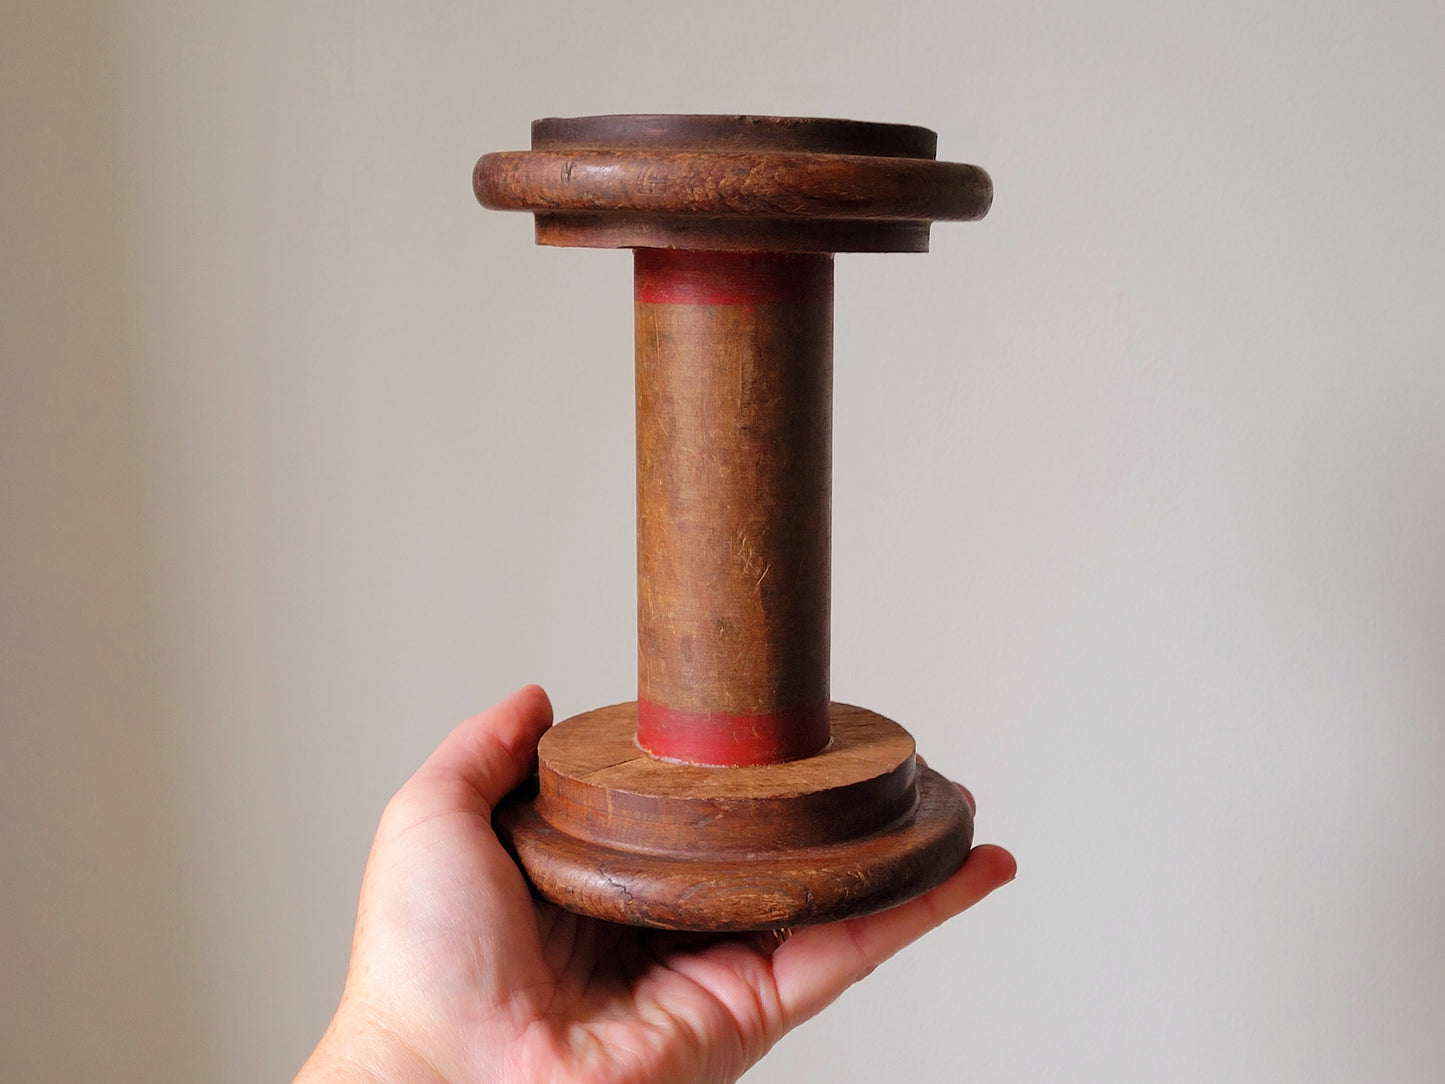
<box><xmin>295</xmin><ymin>1004</ymin><xmax>447</xmax><ymax>1084</ymax></box>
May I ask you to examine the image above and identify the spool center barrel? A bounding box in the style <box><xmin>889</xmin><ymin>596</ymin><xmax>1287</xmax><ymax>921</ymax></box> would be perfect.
<box><xmin>634</xmin><ymin>249</ymin><xmax>833</xmax><ymax>766</ymax></box>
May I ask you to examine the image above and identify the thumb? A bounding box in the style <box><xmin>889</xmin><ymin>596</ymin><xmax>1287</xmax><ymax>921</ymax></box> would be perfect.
<box><xmin>398</xmin><ymin>685</ymin><xmax>554</xmax><ymax>822</ymax></box>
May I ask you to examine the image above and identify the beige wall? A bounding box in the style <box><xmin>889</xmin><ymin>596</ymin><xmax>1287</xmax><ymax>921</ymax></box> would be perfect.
<box><xmin>4</xmin><ymin>2</ymin><xmax>1444</xmax><ymax>1081</ymax></box>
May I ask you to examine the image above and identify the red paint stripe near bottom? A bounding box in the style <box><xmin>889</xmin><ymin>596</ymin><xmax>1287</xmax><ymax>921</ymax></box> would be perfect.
<box><xmin>636</xmin><ymin>699</ymin><xmax>832</xmax><ymax>766</ymax></box>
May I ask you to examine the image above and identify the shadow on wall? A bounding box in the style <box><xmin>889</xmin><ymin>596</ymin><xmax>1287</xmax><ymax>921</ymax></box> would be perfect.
<box><xmin>0</xmin><ymin>5</ymin><xmax>205</xmax><ymax>1079</ymax></box>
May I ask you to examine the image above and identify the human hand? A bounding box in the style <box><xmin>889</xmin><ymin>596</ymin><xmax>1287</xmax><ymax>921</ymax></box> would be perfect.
<box><xmin>296</xmin><ymin>685</ymin><xmax>1015</xmax><ymax>1084</ymax></box>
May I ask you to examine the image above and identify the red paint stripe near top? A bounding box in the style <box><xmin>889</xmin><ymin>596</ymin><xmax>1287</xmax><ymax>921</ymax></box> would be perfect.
<box><xmin>634</xmin><ymin>249</ymin><xmax>833</xmax><ymax>306</ymax></box>
<box><xmin>635</xmin><ymin>698</ymin><xmax>832</xmax><ymax>766</ymax></box>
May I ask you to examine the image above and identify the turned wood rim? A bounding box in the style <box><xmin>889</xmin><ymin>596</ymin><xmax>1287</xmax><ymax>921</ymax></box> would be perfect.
<box><xmin>474</xmin><ymin>113</ymin><xmax>991</xmax><ymax>251</ymax></box>
<box><xmin>530</xmin><ymin>213</ymin><xmax>935</xmax><ymax>252</ymax></box>
<box><xmin>531</xmin><ymin>114</ymin><xmax>940</xmax><ymax>159</ymax></box>
<box><xmin>495</xmin><ymin>766</ymin><xmax>973</xmax><ymax>931</ymax></box>
<box><xmin>474</xmin><ymin>150</ymin><xmax>991</xmax><ymax>223</ymax></box>
<box><xmin>534</xmin><ymin>704</ymin><xmax>918</xmax><ymax>853</ymax></box>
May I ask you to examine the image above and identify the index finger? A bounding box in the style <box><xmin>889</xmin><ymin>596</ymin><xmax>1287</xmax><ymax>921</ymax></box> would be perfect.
<box><xmin>771</xmin><ymin>841</ymin><xmax>1017</xmax><ymax>1026</ymax></box>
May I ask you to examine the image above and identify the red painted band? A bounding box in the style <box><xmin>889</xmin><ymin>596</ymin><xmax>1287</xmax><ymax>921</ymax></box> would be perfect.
<box><xmin>634</xmin><ymin>249</ymin><xmax>833</xmax><ymax>306</ymax></box>
<box><xmin>636</xmin><ymin>699</ymin><xmax>832</xmax><ymax>766</ymax></box>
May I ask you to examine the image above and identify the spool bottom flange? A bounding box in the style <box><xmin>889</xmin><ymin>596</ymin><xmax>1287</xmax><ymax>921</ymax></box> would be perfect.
<box><xmin>493</xmin><ymin>702</ymin><xmax>974</xmax><ymax>931</ymax></box>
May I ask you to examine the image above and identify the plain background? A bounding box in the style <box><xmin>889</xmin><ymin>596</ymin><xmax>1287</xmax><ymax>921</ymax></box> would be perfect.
<box><xmin>4</xmin><ymin>2</ymin><xmax>1444</xmax><ymax>1081</ymax></box>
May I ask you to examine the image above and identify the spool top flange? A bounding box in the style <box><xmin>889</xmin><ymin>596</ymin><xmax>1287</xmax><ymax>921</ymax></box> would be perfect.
<box><xmin>474</xmin><ymin>113</ymin><xmax>992</xmax><ymax>252</ymax></box>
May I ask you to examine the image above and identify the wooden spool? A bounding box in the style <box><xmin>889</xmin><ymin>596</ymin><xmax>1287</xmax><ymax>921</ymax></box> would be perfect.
<box><xmin>475</xmin><ymin>115</ymin><xmax>991</xmax><ymax>931</ymax></box>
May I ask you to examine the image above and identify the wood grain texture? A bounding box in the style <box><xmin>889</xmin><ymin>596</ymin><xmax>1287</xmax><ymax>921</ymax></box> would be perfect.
<box><xmin>531</xmin><ymin>114</ymin><xmax>939</xmax><ymax>158</ymax></box>
<box><xmin>475</xmin><ymin>114</ymin><xmax>988</xmax><ymax>931</ymax></box>
<box><xmin>475</xmin><ymin>150</ymin><xmax>991</xmax><ymax>221</ymax></box>
<box><xmin>531</xmin><ymin>212</ymin><xmax>932</xmax><ymax>253</ymax></box>
<box><xmin>474</xmin><ymin>113</ymin><xmax>991</xmax><ymax>252</ymax></box>
<box><xmin>536</xmin><ymin>702</ymin><xmax>917</xmax><ymax>854</ymax></box>
<box><xmin>635</xmin><ymin>250</ymin><xmax>832</xmax><ymax>764</ymax></box>
<box><xmin>495</xmin><ymin>759</ymin><xmax>972</xmax><ymax>932</ymax></box>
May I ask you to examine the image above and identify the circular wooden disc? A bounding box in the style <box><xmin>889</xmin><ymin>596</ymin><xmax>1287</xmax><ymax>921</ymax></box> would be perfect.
<box><xmin>474</xmin><ymin>114</ymin><xmax>992</xmax><ymax>252</ymax></box>
<box><xmin>532</xmin><ymin>114</ymin><xmax>940</xmax><ymax>159</ymax></box>
<box><xmin>538</xmin><ymin>702</ymin><xmax>917</xmax><ymax>852</ymax></box>
<box><xmin>492</xmin><ymin>702</ymin><xmax>974</xmax><ymax>931</ymax></box>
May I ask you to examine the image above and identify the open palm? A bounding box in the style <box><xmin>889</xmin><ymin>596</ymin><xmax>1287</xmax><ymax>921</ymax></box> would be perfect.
<box><xmin>299</xmin><ymin>686</ymin><xmax>1015</xmax><ymax>1084</ymax></box>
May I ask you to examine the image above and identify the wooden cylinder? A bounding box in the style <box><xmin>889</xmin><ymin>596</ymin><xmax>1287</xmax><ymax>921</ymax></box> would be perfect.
<box><xmin>634</xmin><ymin>249</ymin><xmax>833</xmax><ymax>766</ymax></box>
<box><xmin>479</xmin><ymin>115</ymin><xmax>988</xmax><ymax>931</ymax></box>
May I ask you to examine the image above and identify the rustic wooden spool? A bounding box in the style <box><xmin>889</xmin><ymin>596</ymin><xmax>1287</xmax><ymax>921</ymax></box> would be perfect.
<box><xmin>474</xmin><ymin>115</ymin><xmax>991</xmax><ymax>931</ymax></box>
